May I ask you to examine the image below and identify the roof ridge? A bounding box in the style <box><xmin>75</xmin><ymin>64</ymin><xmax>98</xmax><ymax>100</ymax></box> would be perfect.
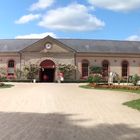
<box><xmin>0</xmin><ymin>38</ymin><xmax>139</xmax><ymax>43</ymax></box>
<box><xmin>58</xmin><ymin>38</ymin><xmax>140</xmax><ymax>43</ymax></box>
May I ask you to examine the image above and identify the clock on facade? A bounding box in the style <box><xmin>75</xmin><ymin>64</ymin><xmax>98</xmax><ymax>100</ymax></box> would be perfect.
<box><xmin>45</xmin><ymin>43</ymin><xmax>52</xmax><ymax>49</ymax></box>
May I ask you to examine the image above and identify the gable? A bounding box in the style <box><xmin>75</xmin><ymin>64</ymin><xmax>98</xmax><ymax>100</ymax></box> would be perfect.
<box><xmin>21</xmin><ymin>36</ymin><xmax>75</xmax><ymax>53</ymax></box>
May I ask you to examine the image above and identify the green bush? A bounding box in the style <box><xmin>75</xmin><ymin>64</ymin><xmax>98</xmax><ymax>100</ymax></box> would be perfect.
<box><xmin>132</xmin><ymin>74</ymin><xmax>139</xmax><ymax>86</ymax></box>
<box><xmin>88</xmin><ymin>76</ymin><xmax>94</xmax><ymax>83</ymax></box>
<box><xmin>15</xmin><ymin>68</ymin><xmax>22</xmax><ymax>80</ymax></box>
<box><xmin>88</xmin><ymin>74</ymin><xmax>102</xmax><ymax>84</ymax></box>
<box><xmin>90</xmin><ymin>66</ymin><xmax>102</xmax><ymax>74</ymax></box>
<box><xmin>0</xmin><ymin>76</ymin><xmax>7</xmax><ymax>82</ymax></box>
<box><xmin>58</xmin><ymin>64</ymin><xmax>76</xmax><ymax>80</ymax></box>
<box><xmin>23</xmin><ymin>64</ymin><xmax>39</xmax><ymax>80</ymax></box>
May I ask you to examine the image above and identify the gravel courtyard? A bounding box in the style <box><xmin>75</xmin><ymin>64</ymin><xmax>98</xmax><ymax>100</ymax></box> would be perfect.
<box><xmin>0</xmin><ymin>83</ymin><xmax>140</xmax><ymax>140</ymax></box>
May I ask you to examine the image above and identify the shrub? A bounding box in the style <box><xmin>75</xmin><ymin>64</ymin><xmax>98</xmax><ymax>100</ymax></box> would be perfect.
<box><xmin>90</xmin><ymin>66</ymin><xmax>102</xmax><ymax>74</ymax></box>
<box><xmin>88</xmin><ymin>76</ymin><xmax>94</xmax><ymax>83</ymax></box>
<box><xmin>88</xmin><ymin>74</ymin><xmax>102</xmax><ymax>84</ymax></box>
<box><xmin>23</xmin><ymin>64</ymin><xmax>39</xmax><ymax>80</ymax></box>
<box><xmin>114</xmin><ymin>73</ymin><xmax>121</xmax><ymax>84</ymax></box>
<box><xmin>88</xmin><ymin>84</ymin><xmax>140</xmax><ymax>90</ymax></box>
<box><xmin>58</xmin><ymin>64</ymin><xmax>76</xmax><ymax>80</ymax></box>
<box><xmin>0</xmin><ymin>76</ymin><xmax>7</xmax><ymax>82</ymax></box>
<box><xmin>15</xmin><ymin>68</ymin><xmax>22</xmax><ymax>80</ymax></box>
<box><xmin>132</xmin><ymin>74</ymin><xmax>139</xmax><ymax>86</ymax></box>
<box><xmin>0</xmin><ymin>67</ymin><xmax>7</xmax><ymax>82</ymax></box>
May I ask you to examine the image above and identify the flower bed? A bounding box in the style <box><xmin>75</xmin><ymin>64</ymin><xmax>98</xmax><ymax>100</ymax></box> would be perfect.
<box><xmin>89</xmin><ymin>83</ymin><xmax>140</xmax><ymax>90</ymax></box>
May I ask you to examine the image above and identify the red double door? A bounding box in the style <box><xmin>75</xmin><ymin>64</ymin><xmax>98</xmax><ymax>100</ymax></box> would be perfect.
<box><xmin>39</xmin><ymin>60</ymin><xmax>56</xmax><ymax>82</ymax></box>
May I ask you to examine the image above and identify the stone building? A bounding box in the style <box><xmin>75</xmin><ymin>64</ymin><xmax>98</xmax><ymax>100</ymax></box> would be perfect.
<box><xmin>0</xmin><ymin>35</ymin><xmax>140</xmax><ymax>82</ymax></box>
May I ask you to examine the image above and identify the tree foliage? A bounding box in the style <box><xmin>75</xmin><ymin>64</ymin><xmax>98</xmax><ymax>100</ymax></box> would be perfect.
<box><xmin>58</xmin><ymin>64</ymin><xmax>76</xmax><ymax>79</ymax></box>
<box><xmin>0</xmin><ymin>67</ymin><xmax>7</xmax><ymax>82</ymax></box>
<box><xmin>23</xmin><ymin>64</ymin><xmax>39</xmax><ymax>80</ymax></box>
<box><xmin>90</xmin><ymin>66</ymin><xmax>102</xmax><ymax>74</ymax></box>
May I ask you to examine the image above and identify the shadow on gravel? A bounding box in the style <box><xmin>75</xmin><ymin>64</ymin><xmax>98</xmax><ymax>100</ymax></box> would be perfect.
<box><xmin>0</xmin><ymin>112</ymin><xmax>139</xmax><ymax>140</ymax></box>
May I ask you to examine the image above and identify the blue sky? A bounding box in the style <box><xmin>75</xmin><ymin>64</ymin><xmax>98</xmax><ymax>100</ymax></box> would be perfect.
<box><xmin>1</xmin><ymin>0</ymin><xmax>140</xmax><ymax>40</ymax></box>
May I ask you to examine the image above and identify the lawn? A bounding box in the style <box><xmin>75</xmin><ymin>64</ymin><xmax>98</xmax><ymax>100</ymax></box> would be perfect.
<box><xmin>80</xmin><ymin>85</ymin><xmax>140</xmax><ymax>94</ymax></box>
<box><xmin>123</xmin><ymin>99</ymin><xmax>140</xmax><ymax>111</ymax></box>
<box><xmin>80</xmin><ymin>85</ymin><xmax>140</xmax><ymax>111</ymax></box>
<box><xmin>0</xmin><ymin>84</ymin><xmax>14</xmax><ymax>88</ymax></box>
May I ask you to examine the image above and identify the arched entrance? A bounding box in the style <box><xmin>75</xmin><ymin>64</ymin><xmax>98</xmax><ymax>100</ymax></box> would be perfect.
<box><xmin>40</xmin><ymin>59</ymin><xmax>56</xmax><ymax>82</ymax></box>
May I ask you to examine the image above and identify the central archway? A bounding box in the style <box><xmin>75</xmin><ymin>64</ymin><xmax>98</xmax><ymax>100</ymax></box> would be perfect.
<box><xmin>40</xmin><ymin>59</ymin><xmax>56</xmax><ymax>82</ymax></box>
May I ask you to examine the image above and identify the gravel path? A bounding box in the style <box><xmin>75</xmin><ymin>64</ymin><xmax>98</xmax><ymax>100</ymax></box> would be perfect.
<box><xmin>0</xmin><ymin>83</ymin><xmax>140</xmax><ymax>140</ymax></box>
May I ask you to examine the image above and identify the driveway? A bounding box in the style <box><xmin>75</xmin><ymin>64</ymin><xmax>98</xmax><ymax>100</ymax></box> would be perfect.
<box><xmin>0</xmin><ymin>83</ymin><xmax>140</xmax><ymax>140</ymax></box>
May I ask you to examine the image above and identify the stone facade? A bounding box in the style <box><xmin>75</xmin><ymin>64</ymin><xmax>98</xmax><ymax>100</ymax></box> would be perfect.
<box><xmin>76</xmin><ymin>53</ymin><xmax>140</xmax><ymax>80</ymax></box>
<box><xmin>0</xmin><ymin>36</ymin><xmax>140</xmax><ymax>82</ymax></box>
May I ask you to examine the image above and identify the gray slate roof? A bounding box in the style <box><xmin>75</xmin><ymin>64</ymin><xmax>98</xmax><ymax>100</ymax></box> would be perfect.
<box><xmin>0</xmin><ymin>38</ymin><xmax>140</xmax><ymax>54</ymax></box>
<box><xmin>0</xmin><ymin>39</ymin><xmax>38</xmax><ymax>52</ymax></box>
<box><xmin>59</xmin><ymin>39</ymin><xmax>140</xmax><ymax>54</ymax></box>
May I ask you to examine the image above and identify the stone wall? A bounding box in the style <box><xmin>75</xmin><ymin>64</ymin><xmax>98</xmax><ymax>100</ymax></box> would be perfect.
<box><xmin>76</xmin><ymin>53</ymin><xmax>140</xmax><ymax>80</ymax></box>
<box><xmin>20</xmin><ymin>52</ymin><xmax>75</xmax><ymax>81</ymax></box>
<box><xmin>0</xmin><ymin>51</ymin><xmax>140</xmax><ymax>81</ymax></box>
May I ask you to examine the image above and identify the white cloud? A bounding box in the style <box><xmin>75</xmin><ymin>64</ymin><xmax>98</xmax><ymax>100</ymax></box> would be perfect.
<box><xmin>88</xmin><ymin>0</ymin><xmax>140</xmax><ymax>12</ymax></box>
<box><xmin>15</xmin><ymin>32</ymin><xmax>57</xmax><ymax>39</ymax></box>
<box><xmin>38</xmin><ymin>3</ymin><xmax>105</xmax><ymax>32</ymax></box>
<box><xmin>126</xmin><ymin>35</ymin><xmax>140</xmax><ymax>41</ymax></box>
<box><xmin>30</xmin><ymin>0</ymin><xmax>54</xmax><ymax>11</ymax></box>
<box><xmin>15</xmin><ymin>14</ymin><xmax>40</xmax><ymax>24</ymax></box>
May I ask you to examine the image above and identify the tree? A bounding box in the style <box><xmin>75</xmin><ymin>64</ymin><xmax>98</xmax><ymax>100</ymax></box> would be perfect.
<box><xmin>0</xmin><ymin>67</ymin><xmax>7</xmax><ymax>82</ymax></box>
<box><xmin>58</xmin><ymin>64</ymin><xmax>76</xmax><ymax>80</ymax></box>
<box><xmin>23</xmin><ymin>64</ymin><xmax>39</xmax><ymax>80</ymax></box>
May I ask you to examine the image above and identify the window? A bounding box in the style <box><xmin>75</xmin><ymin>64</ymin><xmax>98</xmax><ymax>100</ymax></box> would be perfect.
<box><xmin>102</xmin><ymin>60</ymin><xmax>109</xmax><ymax>77</ymax></box>
<box><xmin>8</xmin><ymin>60</ymin><xmax>15</xmax><ymax>76</ymax></box>
<box><xmin>82</xmin><ymin>60</ymin><xmax>89</xmax><ymax>77</ymax></box>
<box><xmin>122</xmin><ymin>61</ymin><xmax>128</xmax><ymax>77</ymax></box>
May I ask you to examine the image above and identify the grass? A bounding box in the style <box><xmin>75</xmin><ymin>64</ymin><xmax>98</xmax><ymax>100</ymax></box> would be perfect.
<box><xmin>80</xmin><ymin>85</ymin><xmax>95</xmax><ymax>89</ymax></box>
<box><xmin>80</xmin><ymin>84</ymin><xmax>140</xmax><ymax>111</ymax></box>
<box><xmin>79</xmin><ymin>85</ymin><xmax>140</xmax><ymax>94</ymax></box>
<box><xmin>123</xmin><ymin>99</ymin><xmax>140</xmax><ymax>111</ymax></box>
<box><xmin>0</xmin><ymin>84</ymin><xmax>14</xmax><ymax>89</ymax></box>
